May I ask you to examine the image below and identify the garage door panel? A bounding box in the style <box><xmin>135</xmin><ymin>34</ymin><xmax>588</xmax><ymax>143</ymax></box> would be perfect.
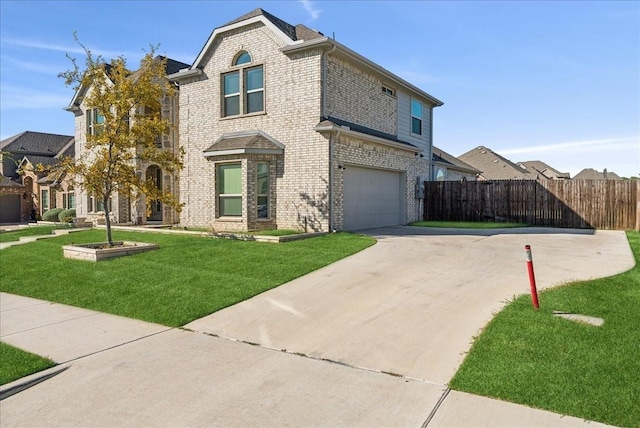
<box><xmin>0</xmin><ymin>194</ymin><xmax>22</xmax><ymax>223</ymax></box>
<box><xmin>343</xmin><ymin>166</ymin><xmax>404</xmax><ymax>230</ymax></box>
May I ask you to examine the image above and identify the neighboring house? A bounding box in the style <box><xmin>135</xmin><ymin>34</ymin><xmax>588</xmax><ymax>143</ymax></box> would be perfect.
<box><xmin>517</xmin><ymin>161</ymin><xmax>570</xmax><ymax>180</ymax></box>
<box><xmin>64</xmin><ymin>56</ymin><xmax>189</xmax><ymax>225</ymax></box>
<box><xmin>168</xmin><ymin>8</ymin><xmax>443</xmax><ymax>231</ymax></box>
<box><xmin>573</xmin><ymin>168</ymin><xmax>622</xmax><ymax>180</ymax></box>
<box><xmin>458</xmin><ymin>146</ymin><xmax>537</xmax><ymax>180</ymax></box>
<box><xmin>0</xmin><ymin>131</ymin><xmax>74</xmax><ymax>223</ymax></box>
<box><xmin>432</xmin><ymin>146</ymin><xmax>480</xmax><ymax>181</ymax></box>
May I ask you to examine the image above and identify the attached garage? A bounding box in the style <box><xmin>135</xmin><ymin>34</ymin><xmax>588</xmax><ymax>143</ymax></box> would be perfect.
<box><xmin>0</xmin><ymin>194</ymin><xmax>22</xmax><ymax>223</ymax></box>
<box><xmin>343</xmin><ymin>166</ymin><xmax>406</xmax><ymax>230</ymax></box>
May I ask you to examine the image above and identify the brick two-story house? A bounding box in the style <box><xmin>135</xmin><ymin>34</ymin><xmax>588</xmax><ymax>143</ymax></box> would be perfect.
<box><xmin>169</xmin><ymin>9</ymin><xmax>443</xmax><ymax>231</ymax></box>
<box><xmin>65</xmin><ymin>56</ymin><xmax>189</xmax><ymax>225</ymax></box>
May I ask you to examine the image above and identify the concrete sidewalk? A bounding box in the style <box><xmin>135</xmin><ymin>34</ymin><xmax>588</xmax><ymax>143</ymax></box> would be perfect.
<box><xmin>2</xmin><ymin>226</ymin><xmax>629</xmax><ymax>427</ymax></box>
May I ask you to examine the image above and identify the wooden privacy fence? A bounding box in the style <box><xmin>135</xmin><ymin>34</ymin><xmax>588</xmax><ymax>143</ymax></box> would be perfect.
<box><xmin>424</xmin><ymin>179</ymin><xmax>639</xmax><ymax>230</ymax></box>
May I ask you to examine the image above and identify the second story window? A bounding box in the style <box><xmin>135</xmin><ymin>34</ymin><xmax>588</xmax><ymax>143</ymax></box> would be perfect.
<box><xmin>411</xmin><ymin>99</ymin><xmax>423</xmax><ymax>136</ymax></box>
<box><xmin>222</xmin><ymin>51</ymin><xmax>264</xmax><ymax>117</ymax></box>
<box><xmin>86</xmin><ymin>108</ymin><xmax>105</xmax><ymax>136</ymax></box>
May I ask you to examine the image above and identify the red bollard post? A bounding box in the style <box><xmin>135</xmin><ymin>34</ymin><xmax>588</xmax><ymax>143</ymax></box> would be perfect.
<box><xmin>525</xmin><ymin>245</ymin><xmax>540</xmax><ymax>310</ymax></box>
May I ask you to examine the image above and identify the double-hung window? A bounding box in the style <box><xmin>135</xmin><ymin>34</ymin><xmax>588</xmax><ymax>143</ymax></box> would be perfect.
<box><xmin>86</xmin><ymin>108</ymin><xmax>105</xmax><ymax>136</ymax></box>
<box><xmin>411</xmin><ymin>99</ymin><xmax>423</xmax><ymax>135</ymax></box>
<box><xmin>222</xmin><ymin>51</ymin><xmax>264</xmax><ymax>117</ymax></box>
<box><xmin>41</xmin><ymin>189</ymin><xmax>49</xmax><ymax>211</ymax></box>
<box><xmin>218</xmin><ymin>163</ymin><xmax>242</xmax><ymax>216</ymax></box>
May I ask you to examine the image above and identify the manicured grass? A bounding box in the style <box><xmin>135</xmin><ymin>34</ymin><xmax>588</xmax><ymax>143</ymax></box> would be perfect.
<box><xmin>410</xmin><ymin>221</ymin><xmax>528</xmax><ymax>229</ymax></box>
<box><xmin>450</xmin><ymin>231</ymin><xmax>640</xmax><ymax>427</ymax></box>
<box><xmin>0</xmin><ymin>230</ymin><xmax>375</xmax><ymax>327</ymax></box>
<box><xmin>0</xmin><ymin>225</ymin><xmax>67</xmax><ymax>242</ymax></box>
<box><xmin>0</xmin><ymin>342</ymin><xmax>55</xmax><ymax>386</ymax></box>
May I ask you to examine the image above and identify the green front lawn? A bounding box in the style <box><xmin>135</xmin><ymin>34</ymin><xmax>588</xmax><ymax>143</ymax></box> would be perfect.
<box><xmin>0</xmin><ymin>342</ymin><xmax>55</xmax><ymax>386</ymax></box>
<box><xmin>410</xmin><ymin>221</ymin><xmax>528</xmax><ymax>229</ymax></box>
<box><xmin>0</xmin><ymin>229</ymin><xmax>374</xmax><ymax>327</ymax></box>
<box><xmin>450</xmin><ymin>231</ymin><xmax>640</xmax><ymax>427</ymax></box>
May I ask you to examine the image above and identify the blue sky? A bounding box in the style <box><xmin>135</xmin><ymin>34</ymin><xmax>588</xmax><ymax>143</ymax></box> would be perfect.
<box><xmin>1</xmin><ymin>0</ymin><xmax>638</xmax><ymax>177</ymax></box>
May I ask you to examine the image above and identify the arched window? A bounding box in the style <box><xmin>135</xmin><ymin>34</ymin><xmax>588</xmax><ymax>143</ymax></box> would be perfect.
<box><xmin>436</xmin><ymin>168</ymin><xmax>445</xmax><ymax>181</ymax></box>
<box><xmin>234</xmin><ymin>51</ymin><xmax>251</xmax><ymax>66</ymax></box>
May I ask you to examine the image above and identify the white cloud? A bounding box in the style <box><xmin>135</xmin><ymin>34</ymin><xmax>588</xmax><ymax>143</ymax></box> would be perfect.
<box><xmin>2</xmin><ymin>37</ymin><xmax>141</xmax><ymax>60</ymax></box>
<box><xmin>0</xmin><ymin>85</ymin><xmax>70</xmax><ymax>110</ymax></box>
<box><xmin>0</xmin><ymin>55</ymin><xmax>66</xmax><ymax>75</ymax></box>
<box><xmin>499</xmin><ymin>137</ymin><xmax>639</xmax><ymax>156</ymax></box>
<box><xmin>299</xmin><ymin>0</ymin><xmax>321</xmax><ymax>22</ymax></box>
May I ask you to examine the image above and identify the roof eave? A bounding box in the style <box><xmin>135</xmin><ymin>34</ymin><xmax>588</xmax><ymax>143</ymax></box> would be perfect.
<box><xmin>315</xmin><ymin>124</ymin><xmax>420</xmax><ymax>153</ymax></box>
<box><xmin>203</xmin><ymin>148</ymin><xmax>284</xmax><ymax>158</ymax></box>
<box><xmin>167</xmin><ymin>68</ymin><xmax>203</xmax><ymax>82</ymax></box>
<box><xmin>283</xmin><ymin>39</ymin><xmax>444</xmax><ymax>107</ymax></box>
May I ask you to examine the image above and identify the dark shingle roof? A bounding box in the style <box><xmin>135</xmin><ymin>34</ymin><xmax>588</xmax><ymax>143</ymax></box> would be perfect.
<box><xmin>0</xmin><ymin>176</ymin><xmax>24</xmax><ymax>188</ymax></box>
<box><xmin>157</xmin><ymin>56</ymin><xmax>190</xmax><ymax>75</ymax></box>
<box><xmin>432</xmin><ymin>146</ymin><xmax>481</xmax><ymax>174</ymax></box>
<box><xmin>203</xmin><ymin>131</ymin><xmax>284</xmax><ymax>155</ymax></box>
<box><xmin>518</xmin><ymin>160</ymin><xmax>570</xmax><ymax>179</ymax></box>
<box><xmin>0</xmin><ymin>131</ymin><xmax>74</xmax><ymax>156</ymax></box>
<box><xmin>318</xmin><ymin>116</ymin><xmax>417</xmax><ymax>150</ymax></box>
<box><xmin>221</xmin><ymin>8</ymin><xmax>324</xmax><ymax>42</ymax></box>
<box><xmin>458</xmin><ymin>146</ymin><xmax>535</xmax><ymax>180</ymax></box>
<box><xmin>573</xmin><ymin>168</ymin><xmax>622</xmax><ymax>180</ymax></box>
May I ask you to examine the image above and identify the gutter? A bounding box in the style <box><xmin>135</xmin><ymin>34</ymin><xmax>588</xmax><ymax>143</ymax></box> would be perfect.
<box><xmin>315</xmin><ymin>123</ymin><xmax>420</xmax><ymax>154</ymax></box>
<box><xmin>167</xmin><ymin>68</ymin><xmax>203</xmax><ymax>82</ymax></box>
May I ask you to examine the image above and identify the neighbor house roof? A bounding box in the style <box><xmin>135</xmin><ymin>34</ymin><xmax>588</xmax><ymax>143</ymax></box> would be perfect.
<box><xmin>573</xmin><ymin>168</ymin><xmax>623</xmax><ymax>180</ymax></box>
<box><xmin>203</xmin><ymin>130</ymin><xmax>285</xmax><ymax>157</ymax></box>
<box><xmin>65</xmin><ymin>56</ymin><xmax>189</xmax><ymax>113</ymax></box>
<box><xmin>0</xmin><ymin>176</ymin><xmax>24</xmax><ymax>188</ymax></box>
<box><xmin>517</xmin><ymin>160</ymin><xmax>570</xmax><ymax>179</ymax></box>
<box><xmin>458</xmin><ymin>146</ymin><xmax>536</xmax><ymax>180</ymax></box>
<box><xmin>432</xmin><ymin>146</ymin><xmax>481</xmax><ymax>175</ymax></box>
<box><xmin>170</xmin><ymin>8</ymin><xmax>442</xmax><ymax>108</ymax></box>
<box><xmin>0</xmin><ymin>131</ymin><xmax>74</xmax><ymax>156</ymax></box>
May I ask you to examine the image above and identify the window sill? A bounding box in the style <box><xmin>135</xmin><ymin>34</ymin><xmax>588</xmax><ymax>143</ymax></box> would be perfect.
<box><xmin>216</xmin><ymin>217</ymin><xmax>243</xmax><ymax>222</ymax></box>
<box><xmin>219</xmin><ymin>111</ymin><xmax>266</xmax><ymax>121</ymax></box>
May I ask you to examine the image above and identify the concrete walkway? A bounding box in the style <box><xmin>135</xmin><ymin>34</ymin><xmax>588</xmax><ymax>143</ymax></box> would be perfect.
<box><xmin>1</xmin><ymin>226</ymin><xmax>631</xmax><ymax>427</ymax></box>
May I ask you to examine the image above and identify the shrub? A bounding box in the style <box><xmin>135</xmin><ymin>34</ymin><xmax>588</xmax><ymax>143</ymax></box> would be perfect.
<box><xmin>42</xmin><ymin>208</ymin><xmax>64</xmax><ymax>222</ymax></box>
<box><xmin>58</xmin><ymin>209</ymin><xmax>76</xmax><ymax>223</ymax></box>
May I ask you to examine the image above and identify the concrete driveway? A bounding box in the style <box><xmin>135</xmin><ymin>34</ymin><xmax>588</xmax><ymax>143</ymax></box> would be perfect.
<box><xmin>1</xmin><ymin>226</ymin><xmax>631</xmax><ymax>427</ymax></box>
<box><xmin>186</xmin><ymin>226</ymin><xmax>633</xmax><ymax>385</ymax></box>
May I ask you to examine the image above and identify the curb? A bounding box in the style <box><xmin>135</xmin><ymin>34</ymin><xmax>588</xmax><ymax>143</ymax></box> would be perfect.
<box><xmin>0</xmin><ymin>365</ymin><xmax>69</xmax><ymax>401</ymax></box>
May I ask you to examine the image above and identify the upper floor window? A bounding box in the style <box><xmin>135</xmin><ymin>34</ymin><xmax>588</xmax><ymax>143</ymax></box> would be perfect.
<box><xmin>382</xmin><ymin>86</ymin><xmax>395</xmax><ymax>97</ymax></box>
<box><xmin>234</xmin><ymin>51</ymin><xmax>251</xmax><ymax>66</ymax></box>
<box><xmin>222</xmin><ymin>51</ymin><xmax>264</xmax><ymax>117</ymax></box>
<box><xmin>411</xmin><ymin>99</ymin><xmax>423</xmax><ymax>135</ymax></box>
<box><xmin>86</xmin><ymin>108</ymin><xmax>105</xmax><ymax>136</ymax></box>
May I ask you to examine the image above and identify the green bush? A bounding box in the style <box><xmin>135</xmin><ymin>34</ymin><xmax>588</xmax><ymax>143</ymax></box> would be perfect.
<box><xmin>58</xmin><ymin>209</ymin><xmax>76</xmax><ymax>223</ymax></box>
<box><xmin>42</xmin><ymin>208</ymin><xmax>64</xmax><ymax>222</ymax></box>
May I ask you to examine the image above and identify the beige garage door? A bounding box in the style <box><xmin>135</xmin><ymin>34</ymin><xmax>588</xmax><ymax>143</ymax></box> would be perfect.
<box><xmin>343</xmin><ymin>166</ymin><xmax>405</xmax><ymax>230</ymax></box>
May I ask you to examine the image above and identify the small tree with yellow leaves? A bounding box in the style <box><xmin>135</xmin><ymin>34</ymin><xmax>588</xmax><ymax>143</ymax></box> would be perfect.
<box><xmin>58</xmin><ymin>36</ymin><xmax>183</xmax><ymax>246</ymax></box>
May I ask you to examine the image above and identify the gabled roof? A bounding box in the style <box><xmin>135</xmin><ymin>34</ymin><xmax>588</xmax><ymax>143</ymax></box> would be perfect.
<box><xmin>65</xmin><ymin>56</ymin><xmax>188</xmax><ymax>112</ymax></box>
<box><xmin>458</xmin><ymin>146</ymin><xmax>536</xmax><ymax>180</ymax></box>
<box><xmin>432</xmin><ymin>146</ymin><xmax>481</xmax><ymax>175</ymax></box>
<box><xmin>169</xmin><ymin>8</ymin><xmax>442</xmax><ymax>107</ymax></box>
<box><xmin>517</xmin><ymin>160</ymin><xmax>570</xmax><ymax>179</ymax></box>
<box><xmin>573</xmin><ymin>168</ymin><xmax>623</xmax><ymax>180</ymax></box>
<box><xmin>203</xmin><ymin>130</ymin><xmax>284</xmax><ymax>157</ymax></box>
<box><xmin>0</xmin><ymin>131</ymin><xmax>74</xmax><ymax>156</ymax></box>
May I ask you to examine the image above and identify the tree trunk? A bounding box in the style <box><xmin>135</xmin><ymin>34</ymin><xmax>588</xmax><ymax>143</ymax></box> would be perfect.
<box><xmin>103</xmin><ymin>195</ymin><xmax>113</xmax><ymax>246</ymax></box>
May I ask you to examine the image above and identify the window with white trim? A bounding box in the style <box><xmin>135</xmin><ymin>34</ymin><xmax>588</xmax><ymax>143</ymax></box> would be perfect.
<box><xmin>41</xmin><ymin>189</ymin><xmax>49</xmax><ymax>212</ymax></box>
<box><xmin>411</xmin><ymin>99</ymin><xmax>423</xmax><ymax>135</ymax></box>
<box><xmin>217</xmin><ymin>163</ymin><xmax>242</xmax><ymax>217</ymax></box>
<box><xmin>86</xmin><ymin>108</ymin><xmax>105</xmax><ymax>136</ymax></box>
<box><xmin>221</xmin><ymin>51</ymin><xmax>264</xmax><ymax>117</ymax></box>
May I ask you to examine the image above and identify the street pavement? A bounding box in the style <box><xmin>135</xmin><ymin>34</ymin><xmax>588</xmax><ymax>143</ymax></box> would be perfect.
<box><xmin>1</xmin><ymin>226</ymin><xmax>632</xmax><ymax>427</ymax></box>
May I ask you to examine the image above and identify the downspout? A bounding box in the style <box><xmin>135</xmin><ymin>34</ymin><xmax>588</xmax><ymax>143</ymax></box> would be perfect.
<box><xmin>323</xmin><ymin>41</ymin><xmax>337</xmax><ymax>232</ymax></box>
